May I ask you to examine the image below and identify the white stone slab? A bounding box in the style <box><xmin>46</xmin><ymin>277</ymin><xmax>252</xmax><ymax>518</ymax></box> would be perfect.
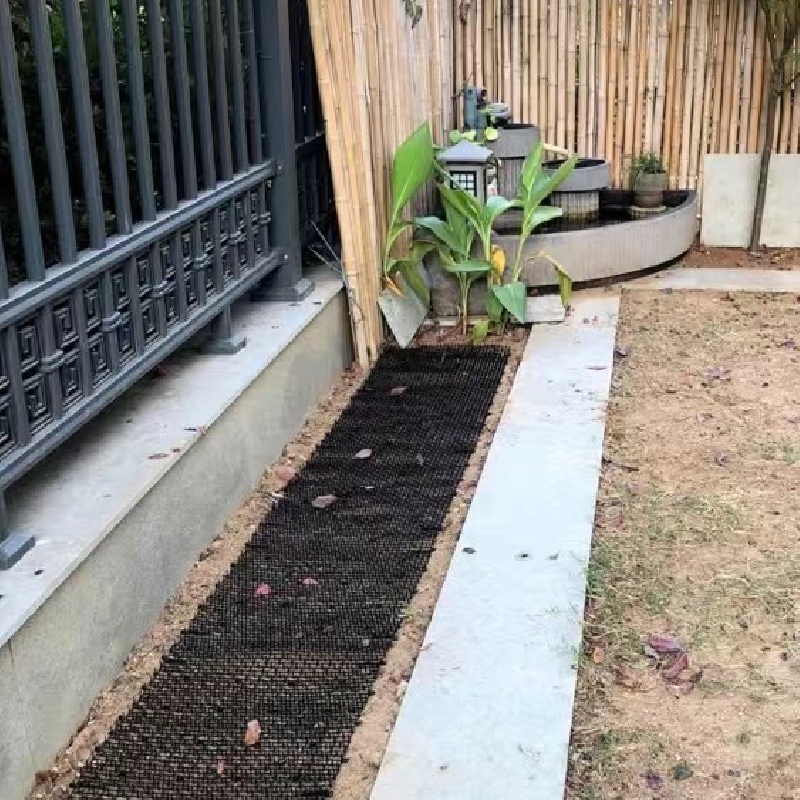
<box><xmin>526</xmin><ymin>294</ymin><xmax>566</xmax><ymax>324</ymax></box>
<box><xmin>642</xmin><ymin>267</ymin><xmax>800</xmax><ymax>293</ymax></box>
<box><xmin>701</xmin><ymin>154</ymin><xmax>800</xmax><ymax>247</ymax></box>
<box><xmin>370</xmin><ymin>296</ymin><xmax>619</xmax><ymax>800</ymax></box>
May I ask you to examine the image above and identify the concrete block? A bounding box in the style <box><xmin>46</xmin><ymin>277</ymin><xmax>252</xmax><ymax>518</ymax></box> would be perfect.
<box><xmin>0</xmin><ymin>645</ymin><xmax>35</xmax><ymax>798</ymax></box>
<box><xmin>701</xmin><ymin>154</ymin><xmax>800</xmax><ymax>247</ymax></box>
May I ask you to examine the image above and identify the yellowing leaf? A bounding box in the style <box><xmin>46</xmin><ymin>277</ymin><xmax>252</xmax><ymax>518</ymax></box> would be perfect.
<box><xmin>384</xmin><ymin>276</ymin><xmax>403</xmax><ymax>297</ymax></box>
<box><xmin>490</xmin><ymin>245</ymin><xmax>506</xmax><ymax>278</ymax></box>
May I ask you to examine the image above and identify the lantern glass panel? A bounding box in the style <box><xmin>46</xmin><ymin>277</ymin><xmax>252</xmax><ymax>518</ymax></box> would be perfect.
<box><xmin>451</xmin><ymin>170</ymin><xmax>478</xmax><ymax>196</ymax></box>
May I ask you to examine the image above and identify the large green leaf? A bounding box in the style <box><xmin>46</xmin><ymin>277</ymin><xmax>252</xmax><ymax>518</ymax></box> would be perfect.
<box><xmin>471</xmin><ymin>319</ymin><xmax>490</xmax><ymax>344</ymax></box>
<box><xmin>391</xmin><ymin>123</ymin><xmax>434</xmax><ymax>222</ymax></box>
<box><xmin>491</xmin><ymin>281</ymin><xmax>527</xmax><ymax>324</ymax></box>
<box><xmin>438</xmin><ymin>182</ymin><xmax>483</xmax><ymax>231</ymax></box>
<box><xmin>526</xmin><ymin>156</ymin><xmax>578</xmax><ymax>208</ymax></box>
<box><xmin>486</xmin><ymin>287</ymin><xmax>504</xmax><ymax>322</ymax></box>
<box><xmin>521</xmin><ymin>205</ymin><xmax>564</xmax><ymax>239</ymax></box>
<box><xmin>446</xmin><ymin>258</ymin><xmax>492</xmax><ymax>276</ymax></box>
<box><xmin>415</xmin><ymin>216</ymin><xmax>465</xmax><ymax>257</ymax></box>
<box><xmin>396</xmin><ymin>260</ymin><xmax>431</xmax><ymax>307</ymax></box>
<box><xmin>520</xmin><ymin>141</ymin><xmax>544</xmax><ymax>195</ymax></box>
<box><xmin>385</xmin><ymin>221</ymin><xmax>411</xmax><ymax>263</ymax></box>
<box><xmin>485</xmin><ymin>195</ymin><xmax>516</xmax><ymax>225</ymax></box>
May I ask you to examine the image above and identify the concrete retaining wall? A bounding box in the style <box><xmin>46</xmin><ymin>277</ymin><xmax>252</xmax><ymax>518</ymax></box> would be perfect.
<box><xmin>0</xmin><ymin>279</ymin><xmax>352</xmax><ymax>800</ymax></box>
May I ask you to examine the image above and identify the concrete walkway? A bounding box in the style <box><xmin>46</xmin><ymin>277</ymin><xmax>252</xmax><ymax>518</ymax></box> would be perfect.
<box><xmin>636</xmin><ymin>267</ymin><xmax>800</xmax><ymax>293</ymax></box>
<box><xmin>370</xmin><ymin>297</ymin><xmax>619</xmax><ymax>800</ymax></box>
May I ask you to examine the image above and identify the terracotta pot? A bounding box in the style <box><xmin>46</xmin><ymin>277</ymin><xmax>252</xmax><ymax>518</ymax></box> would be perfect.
<box><xmin>633</xmin><ymin>172</ymin><xmax>668</xmax><ymax>209</ymax></box>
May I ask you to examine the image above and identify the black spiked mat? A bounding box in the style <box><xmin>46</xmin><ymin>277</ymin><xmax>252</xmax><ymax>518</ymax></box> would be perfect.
<box><xmin>68</xmin><ymin>346</ymin><xmax>508</xmax><ymax>799</ymax></box>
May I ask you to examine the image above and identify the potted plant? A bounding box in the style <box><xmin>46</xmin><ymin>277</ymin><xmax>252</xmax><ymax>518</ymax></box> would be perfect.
<box><xmin>629</xmin><ymin>152</ymin><xmax>668</xmax><ymax>209</ymax></box>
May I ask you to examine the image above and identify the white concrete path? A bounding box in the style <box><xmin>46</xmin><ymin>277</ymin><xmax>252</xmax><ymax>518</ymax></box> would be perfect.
<box><xmin>639</xmin><ymin>267</ymin><xmax>800</xmax><ymax>293</ymax></box>
<box><xmin>370</xmin><ymin>296</ymin><xmax>619</xmax><ymax>800</ymax></box>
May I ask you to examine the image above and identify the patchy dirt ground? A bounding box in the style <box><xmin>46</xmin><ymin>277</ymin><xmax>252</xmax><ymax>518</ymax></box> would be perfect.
<box><xmin>29</xmin><ymin>327</ymin><xmax>526</xmax><ymax>800</ymax></box>
<box><xmin>679</xmin><ymin>242</ymin><xmax>800</xmax><ymax>270</ymax></box>
<box><xmin>568</xmin><ymin>291</ymin><xmax>800</xmax><ymax>800</ymax></box>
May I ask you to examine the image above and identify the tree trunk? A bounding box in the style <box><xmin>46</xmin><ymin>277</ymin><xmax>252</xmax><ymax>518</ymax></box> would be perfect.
<box><xmin>749</xmin><ymin>72</ymin><xmax>780</xmax><ymax>252</ymax></box>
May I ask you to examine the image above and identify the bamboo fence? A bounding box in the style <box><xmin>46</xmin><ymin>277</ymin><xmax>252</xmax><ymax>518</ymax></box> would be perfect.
<box><xmin>310</xmin><ymin>0</ymin><xmax>799</xmax><ymax>364</ymax></box>
<box><xmin>308</xmin><ymin>0</ymin><xmax>452</xmax><ymax>367</ymax></box>
<box><xmin>453</xmin><ymin>0</ymin><xmax>800</xmax><ymax>189</ymax></box>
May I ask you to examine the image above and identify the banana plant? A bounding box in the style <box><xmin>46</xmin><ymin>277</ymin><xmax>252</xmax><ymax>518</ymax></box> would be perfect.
<box><xmin>488</xmin><ymin>144</ymin><xmax>578</xmax><ymax>325</ymax></box>
<box><xmin>382</xmin><ymin>122</ymin><xmax>435</xmax><ymax>305</ymax></box>
<box><xmin>416</xmin><ymin>191</ymin><xmax>489</xmax><ymax>335</ymax></box>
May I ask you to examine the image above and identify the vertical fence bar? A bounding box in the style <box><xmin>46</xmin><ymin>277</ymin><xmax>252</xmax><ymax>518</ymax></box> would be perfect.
<box><xmin>168</xmin><ymin>0</ymin><xmax>199</xmax><ymax>199</ymax></box>
<box><xmin>93</xmin><ymin>0</ymin><xmax>133</xmax><ymax>234</ymax></box>
<box><xmin>302</xmin><ymin>10</ymin><xmax>316</xmax><ymax>140</ymax></box>
<box><xmin>0</xmin><ymin>223</ymin><xmax>9</xmax><ymax>300</ymax></box>
<box><xmin>62</xmin><ymin>0</ymin><xmax>106</xmax><ymax>249</ymax></box>
<box><xmin>253</xmin><ymin>0</ymin><xmax>310</xmax><ymax>300</ymax></box>
<box><xmin>242</xmin><ymin>0</ymin><xmax>264</xmax><ymax>164</ymax></box>
<box><xmin>147</xmin><ymin>0</ymin><xmax>179</xmax><ymax>209</ymax></box>
<box><xmin>0</xmin><ymin>0</ymin><xmax>45</xmax><ymax>282</ymax></box>
<box><xmin>209</xmin><ymin>0</ymin><xmax>234</xmax><ymax>181</ymax></box>
<box><xmin>121</xmin><ymin>0</ymin><xmax>157</xmax><ymax>221</ymax></box>
<box><xmin>226</xmin><ymin>0</ymin><xmax>250</xmax><ymax>172</ymax></box>
<box><xmin>29</xmin><ymin>0</ymin><xmax>77</xmax><ymax>265</ymax></box>
<box><xmin>189</xmin><ymin>0</ymin><xmax>217</xmax><ymax>189</ymax></box>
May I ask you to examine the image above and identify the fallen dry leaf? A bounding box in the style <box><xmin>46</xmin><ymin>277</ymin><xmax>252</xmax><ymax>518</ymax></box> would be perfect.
<box><xmin>312</xmin><ymin>494</ymin><xmax>337</xmax><ymax>509</ymax></box>
<box><xmin>216</xmin><ymin>759</ymin><xmax>225</xmax><ymax>776</ymax></box>
<box><xmin>644</xmin><ymin>769</ymin><xmax>665</xmax><ymax>793</ymax></box>
<box><xmin>148</xmin><ymin>452</ymin><xmax>169</xmax><ymax>460</ymax></box>
<box><xmin>243</xmin><ymin>720</ymin><xmax>262</xmax><ymax>746</ymax></box>
<box><xmin>301</xmin><ymin>577</ymin><xmax>319</xmax><ymax>587</ymax></box>
<box><xmin>646</xmin><ymin>634</ymin><xmax>683</xmax><ymax>654</ymax></box>
<box><xmin>703</xmin><ymin>366</ymin><xmax>731</xmax><ymax>385</ymax></box>
<box><xmin>662</xmin><ymin>651</ymin><xmax>689</xmax><ymax>683</ymax></box>
<box><xmin>587</xmin><ymin>365</ymin><xmax>608</xmax><ymax>371</ymax></box>
<box><xmin>254</xmin><ymin>584</ymin><xmax>272</xmax><ymax>598</ymax></box>
<box><xmin>615</xmin><ymin>344</ymin><xmax>632</xmax><ymax>357</ymax></box>
<box><xmin>615</xmin><ymin>666</ymin><xmax>641</xmax><ymax>690</ymax></box>
<box><xmin>274</xmin><ymin>466</ymin><xmax>296</xmax><ymax>482</ymax></box>
<box><xmin>354</xmin><ymin>449</ymin><xmax>373</xmax><ymax>459</ymax></box>
<box><xmin>389</xmin><ymin>387</ymin><xmax>407</xmax><ymax>396</ymax></box>
<box><xmin>592</xmin><ymin>646</ymin><xmax>605</xmax><ymax>664</ymax></box>
<box><xmin>715</xmin><ymin>451</ymin><xmax>730</xmax><ymax>467</ymax></box>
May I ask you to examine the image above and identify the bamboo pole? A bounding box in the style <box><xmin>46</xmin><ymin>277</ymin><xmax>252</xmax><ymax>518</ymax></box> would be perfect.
<box><xmin>587</xmin><ymin>0</ymin><xmax>598</xmax><ymax>154</ymax></box>
<box><xmin>719</xmin><ymin>0</ymin><xmax>737</xmax><ymax>154</ymax></box>
<box><xmin>623</xmin><ymin>0</ymin><xmax>640</xmax><ymax>165</ymax></box>
<box><xmin>521</xmin><ymin>0</ymin><xmax>531</xmax><ymax>122</ymax></box>
<box><xmin>739</xmin><ymin>0</ymin><xmax>756</xmax><ymax>153</ymax></box>
<box><xmin>578</xmin><ymin>0</ymin><xmax>588</xmax><ymax>154</ymax></box>
<box><xmin>688</xmin><ymin>0</ymin><xmax>710</xmax><ymax>190</ymax></box>
<box><xmin>667</xmin><ymin>0</ymin><xmax>687</xmax><ymax>188</ymax></box>
<box><xmin>597</xmin><ymin>0</ymin><xmax>609</xmax><ymax>157</ymax></box>
<box><xmin>605</xmin><ymin>0</ymin><xmax>618</xmax><ymax>166</ymax></box>
<box><xmin>709</xmin><ymin>0</ymin><xmax>727</xmax><ymax>152</ymax></box>
<box><xmin>547</xmin><ymin>0</ymin><xmax>558</xmax><ymax>142</ymax></box>
<box><xmin>727</xmin><ymin>0</ymin><xmax>745</xmax><ymax>153</ymax></box>
<box><xmin>613</xmin><ymin>0</ymin><xmax>628</xmax><ymax>184</ymax></box>
<box><xmin>513</xmin><ymin>0</ymin><xmax>523</xmax><ymax>118</ymax></box>
<box><xmin>652</xmin><ymin>0</ymin><xmax>669</xmax><ymax>153</ymax></box>
<box><xmin>678</xmin><ymin>0</ymin><xmax>697</xmax><ymax>188</ymax></box>
<box><xmin>749</xmin><ymin>2</ymin><xmax>765</xmax><ymax>152</ymax></box>
<box><xmin>790</xmin><ymin>58</ymin><xmax>800</xmax><ymax>154</ymax></box>
<box><xmin>643</xmin><ymin>0</ymin><xmax>658</xmax><ymax>150</ymax></box>
<box><xmin>475</xmin><ymin>0</ymin><xmax>484</xmax><ymax>89</ymax></box>
<box><xmin>557</xmin><ymin>0</ymin><xmax>568</xmax><ymax>147</ymax></box>
<box><xmin>567</xmin><ymin>0</ymin><xmax>577</xmax><ymax>151</ymax></box>
<box><xmin>466</xmin><ymin>0</ymin><xmax>474</xmax><ymax>90</ymax></box>
<box><xmin>662</xmin><ymin>0</ymin><xmax>680</xmax><ymax>178</ymax></box>
<box><xmin>633</xmin><ymin>0</ymin><xmax>649</xmax><ymax>157</ymax></box>
<box><xmin>538</xmin><ymin>0</ymin><xmax>547</xmax><ymax>124</ymax></box>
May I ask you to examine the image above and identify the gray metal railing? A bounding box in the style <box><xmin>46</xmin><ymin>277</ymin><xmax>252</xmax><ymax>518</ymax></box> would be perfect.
<box><xmin>0</xmin><ymin>0</ymin><xmax>315</xmax><ymax>567</ymax></box>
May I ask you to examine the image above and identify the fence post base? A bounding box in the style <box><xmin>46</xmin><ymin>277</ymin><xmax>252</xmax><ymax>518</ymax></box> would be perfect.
<box><xmin>202</xmin><ymin>306</ymin><xmax>247</xmax><ymax>355</ymax></box>
<box><xmin>251</xmin><ymin>275</ymin><xmax>314</xmax><ymax>303</ymax></box>
<box><xmin>0</xmin><ymin>493</ymin><xmax>34</xmax><ymax>569</ymax></box>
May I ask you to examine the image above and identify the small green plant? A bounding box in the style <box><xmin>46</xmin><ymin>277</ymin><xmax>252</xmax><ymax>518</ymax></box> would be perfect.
<box><xmin>382</xmin><ymin>122</ymin><xmax>436</xmax><ymax>305</ymax></box>
<box><xmin>628</xmin><ymin>151</ymin><xmax>667</xmax><ymax>186</ymax></box>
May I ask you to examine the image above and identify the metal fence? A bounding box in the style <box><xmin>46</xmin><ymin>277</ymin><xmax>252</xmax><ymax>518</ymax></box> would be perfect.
<box><xmin>0</xmin><ymin>0</ymin><xmax>332</xmax><ymax>567</ymax></box>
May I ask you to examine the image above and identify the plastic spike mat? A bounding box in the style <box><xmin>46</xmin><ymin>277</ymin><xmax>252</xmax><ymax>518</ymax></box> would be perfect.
<box><xmin>68</xmin><ymin>346</ymin><xmax>508</xmax><ymax>799</ymax></box>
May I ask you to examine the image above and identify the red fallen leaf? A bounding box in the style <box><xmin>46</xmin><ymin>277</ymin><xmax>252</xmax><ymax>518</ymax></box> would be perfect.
<box><xmin>148</xmin><ymin>452</ymin><xmax>170</xmax><ymax>460</ymax></box>
<box><xmin>389</xmin><ymin>387</ymin><xmax>407</xmax><ymax>396</ymax></box>
<box><xmin>301</xmin><ymin>577</ymin><xmax>319</xmax><ymax>587</ymax></box>
<box><xmin>216</xmin><ymin>759</ymin><xmax>225</xmax><ymax>776</ymax></box>
<box><xmin>647</xmin><ymin>634</ymin><xmax>683</xmax><ymax>654</ymax></box>
<box><xmin>644</xmin><ymin>769</ymin><xmax>665</xmax><ymax>793</ymax></box>
<box><xmin>312</xmin><ymin>494</ymin><xmax>337</xmax><ymax>509</ymax></box>
<box><xmin>354</xmin><ymin>449</ymin><xmax>373</xmax><ymax>459</ymax></box>
<box><xmin>243</xmin><ymin>719</ymin><xmax>261</xmax><ymax>746</ymax></box>
<box><xmin>274</xmin><ymin>465</ymin><xmax>296</xmax><ymax>482</ymax></box>
<box><xmin>254</xmin><ymin>583</ymin><xmax>273</xmax><ymax>598</ymax></box>
<box><xmin>662</xmin><ymin>651</ymin><xmax>690</xmax><ymax>683</ymax></box>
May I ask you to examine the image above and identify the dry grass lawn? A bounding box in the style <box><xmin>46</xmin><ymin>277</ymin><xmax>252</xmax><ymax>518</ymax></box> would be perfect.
<box><xmin>568</xmin><ymin>290</ymin><xmax>800</xmax><ymax>800</ymax></box>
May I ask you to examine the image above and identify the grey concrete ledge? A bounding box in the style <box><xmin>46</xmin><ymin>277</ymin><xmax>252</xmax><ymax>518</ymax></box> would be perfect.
<box><xmin>497</xmin><ymin>191</ymin><xmax>699</xmax><ymax>287</ymax></box>
<box><xmin>0</xmin><ymin>268</ymin><xmax>352</xmax><ymax>800</ymax></box>
<box><xmin>636</xmin><ymin>267</ymin><xmax>800</xmax><ymax>293</ymax></box>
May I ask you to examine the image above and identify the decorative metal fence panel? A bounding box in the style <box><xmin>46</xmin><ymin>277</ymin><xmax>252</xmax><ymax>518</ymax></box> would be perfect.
<box><xmin>0</xmin><ymin>0</ymin><xmax>314</xmax><ymax>566</ymax></box>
